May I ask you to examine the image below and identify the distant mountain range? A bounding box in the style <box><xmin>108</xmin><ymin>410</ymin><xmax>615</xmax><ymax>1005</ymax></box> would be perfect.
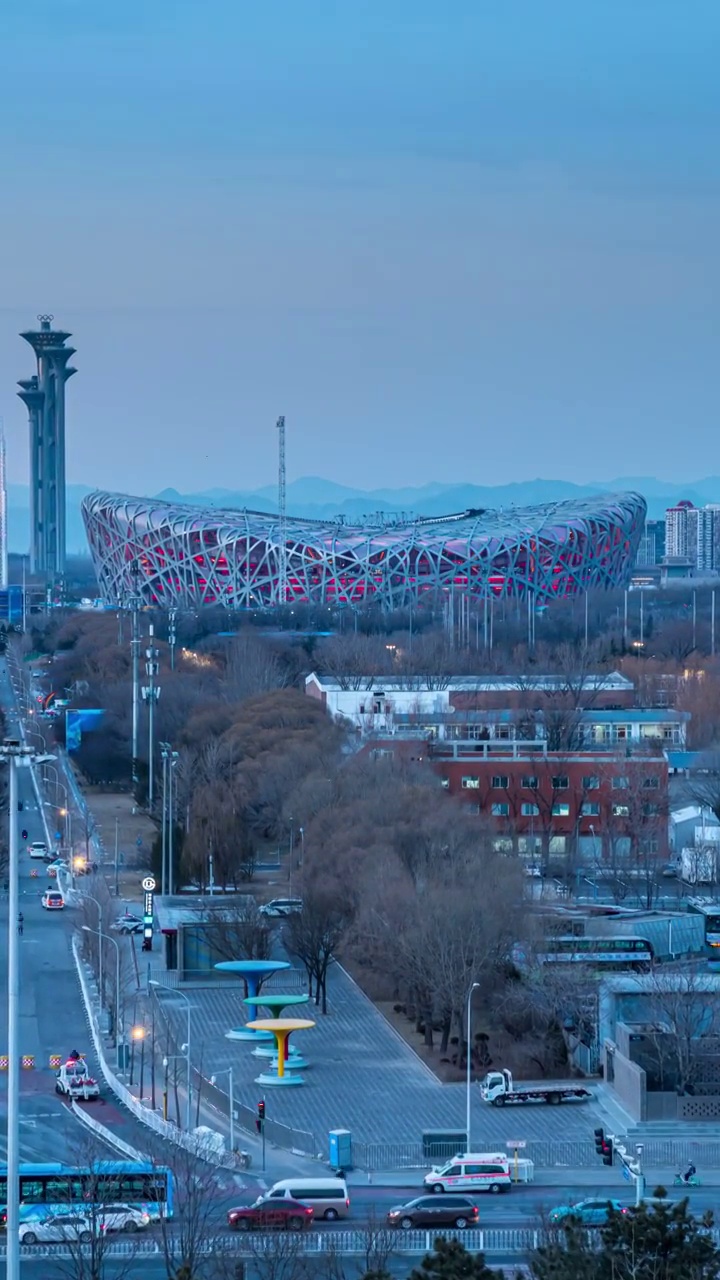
<box><xmin>7</xmin><ymin>477</ymin><xmax>720</xmax><ymax>554</ymax></box>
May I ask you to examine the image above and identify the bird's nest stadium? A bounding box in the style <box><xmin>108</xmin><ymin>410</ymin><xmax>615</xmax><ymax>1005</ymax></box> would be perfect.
<box><xmin>82</xmin><ymin>491</ymin><xmax>646</xmax><ymax>610</ymax></box>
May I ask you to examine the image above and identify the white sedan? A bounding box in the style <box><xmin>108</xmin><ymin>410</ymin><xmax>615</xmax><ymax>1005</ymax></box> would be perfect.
<box><xmin>20</xmin><ymin>1214</ymin><xmax>94</xmax><ymax>1244</ymax></box>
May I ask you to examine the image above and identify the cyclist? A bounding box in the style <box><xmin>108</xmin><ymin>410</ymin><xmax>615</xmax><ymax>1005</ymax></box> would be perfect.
<box><xmin>683</xmin><ymin>1161</ymin><xmax>697</xmax><ymax>1185</ymax></box>
<box><xmin>17</xmin><ymin>912</ymin><xmax>23</xmax><ymax>936</ymax></box>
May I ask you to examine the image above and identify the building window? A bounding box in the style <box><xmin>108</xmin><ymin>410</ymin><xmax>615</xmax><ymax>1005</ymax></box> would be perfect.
<box><xmin>521</xmin><ymin>803</ymin><xmax>539</xmax><ymax>816</ymax></box>
<box><xmin>582</xmin><ymin>775</ymin><xmax>600</xmax><ymax>790</ymax></box>
<box><xmin>549</xmin><ymin>836</ymin><xmax>566</xmax><ymax>854</ymax></box>
<box><xmin>552</xmin><ymin>803</ymin><xmax>570</xmax><ymax>816</ymax></box>
<box><xmin>440</xmin><ymin>778</ymin><xmax>450</xmax><ymax>789</ymax></box>
<box><xmin>551</xmin><ymin>776</ymin><xmax>569</xmax><ymax>790</ymax></box>
<box><xmin>491</xmin><ymin>775</ymin><xmax>509</xmax><ymax>789</ymax></box>
<box><xmin>612</xmin><ymin>776</ymin><xmax>629</xmax><ymax>790</ymax></box>
<box><xmin>643</xmin><ymin>803</ymin><xmax>660</xmax><ymax>817</ymax></box>
<box><xmin>612</xmin><ymin>804</ymin><xmax>630</xmax><ymax>817</ymax></box>
<box><xmin>491</xmin><ymin>803</ymin><xmax>510</xmax><ymax>817</ymax></box>
<box><xmin>641</xmin><ymin>836</ymin><xmax>659</xmax><ymax>854</ymax></box>
<box><xmin>521</xmin><ymin>775</ymin><xmax>538</xmax><ymax>789</ymax></box>
<box><xmin>581</xmin><ymin>802</ymin><xmax>600</xmax><ymax>816</ymax></box>
<box><xmin>642</xmin><ymin>776</ymin><xmax>660</xmax><ymax>789</ymax></box>
<box><xmin>615</xmin><ymin>725</ymin><xmax>630</xmax><ymax>740</ymax></box>
<box><xmin>466</xmin><ymin>803</ymin><xmax>480</xmax><ymax>815</ymax></box>
<box><xmin>461</xmin><ymin>776</ymin><xmax>480</xmax><ymax>790</ymax></box>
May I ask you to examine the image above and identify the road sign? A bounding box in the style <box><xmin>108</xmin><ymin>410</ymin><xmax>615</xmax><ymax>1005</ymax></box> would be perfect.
<box><xmin>136</xmin><ymin>836</ymin><xmax>143</xmax><ymax>848</ymax></box>
<box><xmin>141</xmin><ymin>876</ymin><xmax>156</xmax><ymax>892</ymax></box>
<box><xmin>506</xmin><ymin>1140</ymin><xmax>527</xmax><ymax>1150</ymax></box>
<box><xmin>55</xmin><ymin>831</ymin><xmax>62</xmax><ymax>841</ymax></box>
<box><xmin>622</xmin><ymin>1165</ymin><xmax>631</xmax><ymax>1182</ymax></box>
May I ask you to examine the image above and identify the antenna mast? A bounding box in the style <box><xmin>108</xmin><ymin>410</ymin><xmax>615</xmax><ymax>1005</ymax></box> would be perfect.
<box><xmin>276</xmin><ymin>415</ymin><xmax>287</xmax><ymax>604</ymax></box>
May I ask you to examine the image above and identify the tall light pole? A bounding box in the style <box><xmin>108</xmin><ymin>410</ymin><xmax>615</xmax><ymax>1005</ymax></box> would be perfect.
<box><xmin>150</xmin><ymin>982</ymin><xmax>192</xmax><ymax>1130</ymax></box>
<box><xmin>160</xmin><ymin>743</ymin><xmax>170</xmax><ymax>895</ymax></box>
<box><xmin>128</xmin><ymin>561</ymin><xmax>142</xmax><ymax>796</ymax></box>
<box><xmin>466</xmin><ymin>981</ymin><xmax>480</xmax><ymax>1154</ymax></box>
<box><xmin>1</xmin><ymin>739</ymin><xmax>54</xmax><ymax>1280</ymax></box>
<box><xmin>82</xmin><ymin>925</ymin><xmax>121</xmax><ymax>1043</ymax></box>
<box><xmin>141</xmin><ymin>625</ymin><xmax>161</xmax><ymax>810</ymax></box>
<box><xmin>210</xmin><ymin>1066</ymin><xmax>235</xmax><ymax>1153</ymax></box>
<box><xmin>168</xmin><ymin>751</ymin><xmax>178</xmax><ymax>896</ymax></box>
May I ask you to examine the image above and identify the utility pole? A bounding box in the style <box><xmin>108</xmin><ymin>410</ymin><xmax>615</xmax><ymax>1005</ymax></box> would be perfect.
<box><xmin>141</xmin><ymin>625</ymin><xmax>161</xmax><ymax>810</ymax></box>
<box><xmin>276</xmin><ymin>415</ymin><xmax>287</xmax><ymax>606</ymax></box>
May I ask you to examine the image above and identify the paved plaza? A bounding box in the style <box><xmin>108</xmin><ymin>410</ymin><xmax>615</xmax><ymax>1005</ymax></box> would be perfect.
<box><xmin>156</xmin><ymin>962</ymin><xmax>611</xmax><ymax>1151</ymax></box>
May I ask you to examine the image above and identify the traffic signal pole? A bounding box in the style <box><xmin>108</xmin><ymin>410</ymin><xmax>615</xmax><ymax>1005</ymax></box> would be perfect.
<box><xmin>256</xmin><ymin>1099</ymin><xmax>266</xmax><ymax>1172</ymax></box>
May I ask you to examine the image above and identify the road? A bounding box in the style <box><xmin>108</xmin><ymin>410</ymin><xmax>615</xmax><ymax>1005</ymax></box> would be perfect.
<box><xmin>0</xmin><ymin>657</ymin><xmax>153</xmax><ymax>1168</ymax></box>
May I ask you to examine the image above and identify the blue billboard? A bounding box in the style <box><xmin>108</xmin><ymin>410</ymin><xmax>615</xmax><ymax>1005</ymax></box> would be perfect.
<box><xmin>65</xmin><ymin>709</ymin><xmax>104</xmax><ymax>753</ymax></box>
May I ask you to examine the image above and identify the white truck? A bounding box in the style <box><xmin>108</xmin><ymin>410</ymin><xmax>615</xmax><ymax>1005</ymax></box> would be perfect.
<box><xmin>55</xmin><ymin>1056</ymin><xmax>100</xmax><ymax>1101</ymax></box>
<box><xmin>480</xmin><ymin>1068</ymin><xmax>592</xmax><ymax>1107</ymax></box>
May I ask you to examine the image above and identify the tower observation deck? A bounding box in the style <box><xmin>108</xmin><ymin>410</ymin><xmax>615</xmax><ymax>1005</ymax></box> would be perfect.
<box><xmin>17</xmin><ymin>315</ymin><xmax>77</xmax><ymax>576</ymax></box>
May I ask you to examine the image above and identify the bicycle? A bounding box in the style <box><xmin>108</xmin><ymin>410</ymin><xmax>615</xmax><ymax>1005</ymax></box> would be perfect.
<box><xmin>673</xmin><ymin>1173</ymin><xmax>701</xmax><ymax>1187</ymax></box>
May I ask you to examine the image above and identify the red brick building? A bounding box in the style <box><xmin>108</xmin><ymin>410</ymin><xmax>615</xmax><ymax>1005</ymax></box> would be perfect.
<box><xmin>365</xmin><ymin>736</ymin><xmax>668</xmax><ymax>870</ymax></box>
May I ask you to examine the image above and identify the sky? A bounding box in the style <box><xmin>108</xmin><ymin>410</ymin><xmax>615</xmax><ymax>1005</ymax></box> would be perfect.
<box><xmin>0</xmin><ymin>0</ymin><xmax>719</xmax><ymax>495</ymax></box>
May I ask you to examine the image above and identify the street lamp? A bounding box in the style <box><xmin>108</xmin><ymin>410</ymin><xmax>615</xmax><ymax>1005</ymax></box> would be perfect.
<box><xmin>466</xmin><ymin>981</ymin><xmax>480</xmax><ymax>1154</ymax></box>
<box><xmin>82</xmin><ymin>925</ymin><xmax>121</xmax><ymax>1044</ymax></box>
<box><xmin>210</xmin><ymin>1066</ymin><xmax>235</xmax><ymax>1153</ymax></box>
<box><xmin>141</xmin><ymin>624</ymin><xmax>161</xmax><ymax>810</ymax></box>
<box><xmin>0</xmin><ymin>739</ymin><xmax>55</xmax><ymax>1280</ymax></box>
<box><xmin>131</xmin><ymin>1025</ymin><xmax>146</xmax><ymax>1099</ymax></box>
<box><xmin>150</xmin><ymin>982</ymin><xmax>192</xmax><ymax>1130</ymax></box>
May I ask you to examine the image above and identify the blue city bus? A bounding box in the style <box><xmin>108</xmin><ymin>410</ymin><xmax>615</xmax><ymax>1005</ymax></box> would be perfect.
<box><xmin>0</xmin><ymin>1161</ymin><xmax>174</xmax><ymax>1222</ymax></box>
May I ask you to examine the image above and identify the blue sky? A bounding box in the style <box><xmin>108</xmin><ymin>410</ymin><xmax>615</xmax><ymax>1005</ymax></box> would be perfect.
<box><xmin>1</xmin><ymin>1</ymin><xmax>718</xmax><ymax>493</ymax></box>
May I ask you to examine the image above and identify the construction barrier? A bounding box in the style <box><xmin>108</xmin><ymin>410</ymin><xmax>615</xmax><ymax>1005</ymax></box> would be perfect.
<box><xmin>49</xmin><ymin>1055</ymin><xmax>62</xmax><ymax>1069</ymax></box>
<box><xmin>22</xmin><ymin>1055</ymin><xmax>35</xmax><ymax>1070</ymax></box>
<box><xmin>0</xmin><ymin>1057</ymin><xmax>8</xmax><ymax>1071</ymax></box>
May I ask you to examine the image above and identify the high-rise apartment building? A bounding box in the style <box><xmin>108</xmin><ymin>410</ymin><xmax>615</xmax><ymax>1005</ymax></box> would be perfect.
<box><xmin>636</xmin><ymin>519</ymin><xmax>666</xmax><ymax>567</ymax></box>
<box><xmin>665</xmin><ymin>500</ymin><xmax>695</xmax><ymax>560</ymax></box>
<box><xmin>664</xmin><ymin>500</ymin><xmax>720</xmax><ymax>572</ymax></box>
<box><xmin>17</xmin><ymin>316</ymin><xmax>76</xmax><ymax>577</ymax></box>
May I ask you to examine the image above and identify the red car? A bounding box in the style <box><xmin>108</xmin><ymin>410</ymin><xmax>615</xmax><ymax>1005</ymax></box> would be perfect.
<box><xmin>227</xmin><ymin>1198</ymin><xmax>314</xmax><ymax>1232</ymax></box>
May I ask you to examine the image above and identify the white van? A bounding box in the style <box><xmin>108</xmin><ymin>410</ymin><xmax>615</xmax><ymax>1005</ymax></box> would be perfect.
<box><xmin>423</xmin><ymin>1153</ymin><xmax>512</xmax><ymax>1195</ymax></box>
<box><xmin>260</xmin><ymin>1177</ymin><xmax>350</xmax><ymax>1220</ymax></box>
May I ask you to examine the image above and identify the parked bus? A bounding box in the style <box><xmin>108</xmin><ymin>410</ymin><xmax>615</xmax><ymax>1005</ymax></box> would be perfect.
<box><xmin>0</xmin><ymin>1161</ymin><xmax>174</xmax><ymax>1223</ymax></box>
<box><xmin>687</xmin><ymin>901</ymin><xmax>720</xmax><ymax>969</ymax></box>
<box><xmin>535</xmin><ymin>935</ymin><xmax>654</xmax><ymax>969</ymax></box>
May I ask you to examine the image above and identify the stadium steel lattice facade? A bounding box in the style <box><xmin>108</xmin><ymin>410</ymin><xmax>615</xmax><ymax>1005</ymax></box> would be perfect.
<box><xmin>82</xmin><ymin>490</ymin><xmax>646</xmax><ymax>610</ymax></box>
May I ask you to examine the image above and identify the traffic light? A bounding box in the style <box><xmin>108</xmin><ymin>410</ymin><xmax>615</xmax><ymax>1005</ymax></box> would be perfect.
<box><xmin>594</xmin><ymin>1127</ymin><xmax>613</xmax><ymax>1165</ymax></box>
<box><xmin>255</xmin><ymin>1100</ymin><xmax>265</xmax><ymax>1133</ymax></box>
<box><xmin>21</xmin><ymin>830</ymin><xmax>28</xmax><ymax>842</ymax></box>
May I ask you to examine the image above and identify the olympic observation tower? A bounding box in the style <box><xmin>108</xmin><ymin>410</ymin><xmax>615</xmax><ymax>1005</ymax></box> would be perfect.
<box><xmin>17</xmin><ymin>316</ymin><xmax>77</xmax><ymax>578</ymax></box>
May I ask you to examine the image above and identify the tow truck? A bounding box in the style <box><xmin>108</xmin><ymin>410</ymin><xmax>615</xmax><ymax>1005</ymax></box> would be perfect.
<box><xmin>55</xmin><ymin>1053</ymin><xmax>101</xmax><ymax>1101</ymax></box>
<box><xmin>480</xmin><ymin>1068</ymin><xmax>592</xmax><ymax>1107</ymax></box>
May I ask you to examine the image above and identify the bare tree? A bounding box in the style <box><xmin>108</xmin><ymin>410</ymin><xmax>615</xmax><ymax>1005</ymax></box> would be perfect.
<box><xmin>645</xmin><ymin>972</ymin><xmax>720</xmax><ymax>1095</ymax></box>
<box><xmin>284</xmin><ymin>884</ymin><xmax>354</xmax><ymax>1014</ymax></box>
<box><xmin>203</xmin><ymin>897</ymin><xmax>275</xmax><ymax>962</ymax></box>
<box><xmin>155</xmin><ymin>1143</ymin><xmax>234</xmax><ymax>1280</ymax></box>
<box><xmin>44</xmin><ymin>1136</ymin><xmax>144</xmax><ymax>1280</ymax></box>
